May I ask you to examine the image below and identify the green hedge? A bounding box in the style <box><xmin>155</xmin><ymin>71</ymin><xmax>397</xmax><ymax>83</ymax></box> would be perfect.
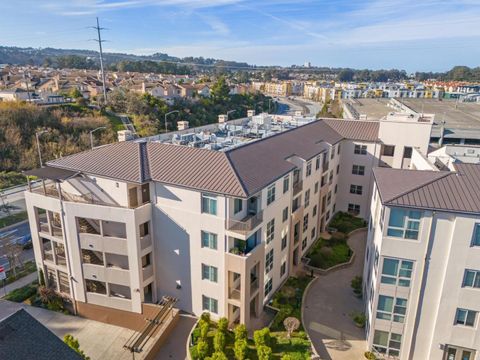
<box><xmin>4</xmin><ymin>281</ymin><xmax>38</xmax><ymax>302</ymax></box>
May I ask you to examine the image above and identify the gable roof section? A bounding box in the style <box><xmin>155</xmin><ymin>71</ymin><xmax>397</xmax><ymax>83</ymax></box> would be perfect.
<box><xmin>226</xmin><ymin>120</ymin><xmax>343</xmax><ymax>195</ymax></box>
<box><xmin>374</xmin><ymin>164</ymin><xmax>480</xmax><ymax>214</ymax></box>
<box><xmin>0</xmin><ymin>309</ymin><xmax>82</xmax><ymax>360</ymax></box>
<box><xmin>48</xmin><ymin>141</ymin><xmax>148</xmax><ymax>183</ymax></box>
<box><xmin>147</xmin><ymin>143</ymin><xmax>247</xmax><ymax>197</ymax></box>
<box><xmin>323</xmin><ymin>119</ymin><xmax>379</xmax><ymax>142</ymax></box>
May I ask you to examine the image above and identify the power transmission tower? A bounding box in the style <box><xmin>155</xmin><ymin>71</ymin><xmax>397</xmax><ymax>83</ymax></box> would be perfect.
<box><xmin>91</xmin><ymin>17</ymin><xmax>108</xmax><ymax>105</ymax></box>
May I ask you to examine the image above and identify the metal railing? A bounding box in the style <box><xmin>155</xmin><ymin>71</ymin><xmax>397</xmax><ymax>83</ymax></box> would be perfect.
<box><xmin>227</xmin><ymin>210</ymin><xmax>263</xmax><ymax>234</ymax></box>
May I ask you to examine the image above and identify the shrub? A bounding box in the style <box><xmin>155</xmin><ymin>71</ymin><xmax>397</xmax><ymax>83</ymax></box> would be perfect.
<box><xmin>4</xmin><ymin>283</ymin><xmax>37</xmax><ymax>303</ymax></box>
<box><xmin>234</xmin><ymin>324</ymin><xmax>247</xmax><ymax>341</ymax></box>
<box><xmin>351</xmin><ymin>276</ymin><xmax>363</xmax><ymax>297</ymax></box>
<box><xmin>217</xmin><ymin>317</ymin><xmax>228</xmax><ymax>333</ymax></box>
<box><xmin>351</xmin><ymin>312</ymin><xmax>366</xmax><ymax>328</ymax></box>
<box><xmin>199</xmin><ymin>320</ymin><xmax>210</xmax><ymax>340</ymax></box>
<box><xmin>200</xmin><ymin>312</ymin><xmax>211</xmax><ymax>325</ymax></box>
<box><xmin>213</xmin><ymin>331</ymin><xmax>226</xmax><ymax>352</ymax></box>
<box><xmin>257</xmin><ymin>345</ymin><xmax>272</xmax><ymax>360</ymax></box>
<box><xmin>195</xmin><ymin>340</ymin><xmax>209</xmax><ymax>360</ymax></box>
<box><xmin>253</xmin><ymin>328</ymin><xmax>271</xmax><ymax>347</ymax></box>
<box><xmin>319</xmin><ymin>246</ymin><xmax>333</xmax><ymax>257</ymax></box>
<box><xmin>234</xmin><ymin>339</ymin><xmax>248</xmax><ymax>360</ymax></box>
<box><xmin>282</xmin><ymin>353</ymin><xmax>309</xmax><ymax>360</ymax></box>
<box><xmin>364</xmin><ymin>351</ymin><xmax>377</xmax><ymax>360</ymax></box>
<box><xmin>63</xmin><ymin>334</ymin><xmax>90</xmax><ymax>360</ymax></box>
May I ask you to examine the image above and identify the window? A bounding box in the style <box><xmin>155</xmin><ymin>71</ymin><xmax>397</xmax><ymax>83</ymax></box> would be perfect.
<box><xmin>312</xmin><ymin>205</ymin><xmax>317</xmax><ymax>217</ymax></box>
<box><xmin>334</xmin><ymin>184</ymin><xmax>338</xmax><ymax>194</ymax></box>
<box><xmin>281</xmin><ymin>235</ymin><xmax>287</xmax><ymax>250</ymax></box>
<box><xmin>472</xmin><ymin>224</ymin><xmax>480</xmax><ymax>246</ymax></box>
<box><xmin>264</xmin><ymin>278</ymin><xmax>273</xmax><ymax>296</ymax></box>
<box><xmin>280</xmin><ymin>261</ymin><xmax>287</xmax><ymax>277</ymax></box>
<box><xmin>234</xmin><ymin>199</ymin><xmax>243</xmax><ymax>214</ymax></box>
<box><xmin>376</xmin><ymin>295</ymin><xmax>407</xmax><ymax>323</ymax></box>
<box><xmin>348</xmin><ymin>203</ymin><xmax>360</xmax><ymax>215</ymax></box>
<box><xmin>265</xmin><ymin>249</ymin><xmax>274</xmax><ymax>273</ymax></box>
<box><xmin>302</xmin><ymin>237</ymin><xmax>307</xmax><ymax>250</ymax></box>
<box><xmin>329</xmin><ymin>171</ymin><xmax>333</xmax><ymax>184</ymax></box>
<box><xmin>330</xmin><ymin>147</ymin><xmax>335</xmax><ymax>160</ymax></box>
<box><xmin>350</xmin><ymin>185</ymin><xmax>363</xmax><ymax>195</ymax></box>
<box><xmin>201</xmin><ymin>194</ymin><xmax>217</xmax><ymax>215</ymax></box>
<box><xmin>382</xmin><ymin>145</ymin><xmax>395</xmax><ymax>157</ymax></box>
<box><xmin>373</xmin><ymin>330</ymin><xmax>402</xmax><ymax>357</ymax></box>
<box><xmin>354</xmin><ymin>144</ymin><xmax>367</xmax><ymax>155</ymax></box>
<box><xmin>463</xmin><ymin>269</ymin><xmax>480</xmax><ymax>288</ymax></box>
<box><xmin>305</xmin><ymin>189</ymin><xmax>310</xmax><ymax>208</ymax></box>
<box><xmin>387</xmin><ymin>208</ymin><xmax>422</xmax><ymax>240</ymax></box>
<box><xmin>327</xmin><ymin>191</ymin><xmax>332</xmax><ymax>205</ymax></box>
<box><xmin>455</xmin><ymin>308</ymin><xmax>477</xmax><ymax>327</ymax></box>
<box><xmin>294</xmin><ymin>222</ymin><xmax>300</xmax><ymax>243</ymax></box>
<box><xmin>314</xmin><ymin>182</ymin><xmax>319</xmax><ymax>194</ymax></box>
<box><xmin>337</xmin><ymin>143</ymin><xmax>341</xmax><ymax>154</ymax></box>
<box><xmin>282</xmin><ymin>207</ymin><xmax>289</xmax><ymax>222</ymax></box>
<box><xmin>202</xmin><ymin>264</ymin><xmax>218</xmax><ymax>282</ymax></box>
<box><xmin>266</xmin><ymin>219</ymin><xmax>275</xmax><ymax>244</ymax></box>
<box><xmin>201</xmin><ymin>231</ymin><xmax>218</xmax><ymax>250</ymax></box>
<box><xmin>336</xmin><ymin>164</ymin><xmax>340</xmax><ymax>174</ymax></box>
<box><xmin>381</xmin><ymin>258</ymin><xmax>414</xmax><ymax>287</ymax></box>
<box><xmin>306</xmin><ymin>161</ymin><xmax>312</xmax><ymax>177</ymax></box>
<box><xmin>315</xmin><ymin>156</ymin><xmax>320</xmax><ymax>170</ymax></box>
<box><xmin>403</xmin><ymin>146</ymin><xmax>412</xmax><ymax>159</ymax></box>
<box><xmin>311</xmin><ymin>227</ymin><xmax>316</xmax><ymax>240</ymax></box>
<box><xmin>267</xmin><ymin>184</ymin><xmax>276</xmax><ymax>205</ymax></box>
<box><xmin>303</xmin><ymin>214</ymin><xmax>309</xmax><ymax>232</ymax></box>
<box><xmin>352</xmin><ymin>165</ymin><xmax>365</xmax><ymax>176</ymax></box>
<box><xmin>283</xmin><ymin>175</ymin><xmax>290</xmax><ymax>193</ymax></box>
<box><xmin>202</xmin><ymin>295</ymin><xmax>218</xmax><ymax>313</ymax></box>
<box><xmin>292</xmin><ymin>196</ymin><xmax>301</xmax><ymax>212</ymax></box>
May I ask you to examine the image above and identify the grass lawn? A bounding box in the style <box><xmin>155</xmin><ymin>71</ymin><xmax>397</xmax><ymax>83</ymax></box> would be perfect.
<box><xmin>191</xmin><ymin>322</ymin><xmax>310</xmax><ymax>359</ymax></box>
<box><xmin>0</xmin><ymin>211</ymin><xmax>29</xmax><ymax>228</ymax></box>
<box><xmin>306</xmin><ymin>233</ymin><xmax>353</xmax><ymax>269</ymax></box>
<box><xmin>105</xmin><ymin>113</ymin><xmax>126</xmax><ymax>132</ymax></box>
<box><xmin>270</xmin><ymin>276</ymin><xmax>312</xmax><ymax>332</ymax></box>
<box><xmin>328</xmin><ymin>211</ymin><xmax>366</xmax><ymax>234</ymax></box>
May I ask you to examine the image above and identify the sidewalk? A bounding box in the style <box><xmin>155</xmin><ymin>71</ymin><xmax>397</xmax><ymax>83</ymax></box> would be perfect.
<box><xmin>0</xmin><ymin>271</ymin><xmax>37</xmax><ymax>297</ymax></box>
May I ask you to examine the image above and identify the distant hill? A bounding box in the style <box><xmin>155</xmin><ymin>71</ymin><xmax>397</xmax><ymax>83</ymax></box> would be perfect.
<box><xmin>0</xmin><ymin>46</ymin><xmax>252</xmax><ymax>69</ymax></box>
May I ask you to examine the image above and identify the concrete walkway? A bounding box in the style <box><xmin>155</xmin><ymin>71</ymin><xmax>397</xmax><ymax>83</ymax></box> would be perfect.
<box><xmin>154</xmin><ymin>313</ymin><xmax>197</xmax><ymax>360</ymax></box>
<box><xmin>303</xmin><ymin>229</ymin><xmax>367</xmax><ymax>360</ymax></box>
<box><xmin>0</xmin><ymin>271</ymin><xmax>37</xmax><ymax>296</ymax></box>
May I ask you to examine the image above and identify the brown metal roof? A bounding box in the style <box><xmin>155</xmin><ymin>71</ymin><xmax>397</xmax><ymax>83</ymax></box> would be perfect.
<box><xmin>227</xmin><ymin>120</ymin><xmax>343</xmax><ymax>195</ymax></box>
<box><xmin>323</xmin><ymin>119</ymin><xmax>379</xmax><ymax>142</ymax></box>
<box><xmin>48</xmin><ymin>141</ymin><xmax>147</xmax><ymax>183</ymax></box>
<box><xmin>46</xmin><ymin>119</ymin><xmax>361</xmax><ymax>197</ymax></box>
<box><xmin>374</xmin><ymin>164</ymin><xmax>480</xmax><ymax>214</ymax></box>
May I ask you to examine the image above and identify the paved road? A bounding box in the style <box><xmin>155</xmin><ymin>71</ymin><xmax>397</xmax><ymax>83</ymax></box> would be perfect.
<box><xmin>303</xmin><ymin>229</ymin><xmax>367</xmax><ymax>360</ymax></box>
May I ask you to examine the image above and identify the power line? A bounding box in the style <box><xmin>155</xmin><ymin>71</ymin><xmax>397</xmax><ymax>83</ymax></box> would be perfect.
<box><xmin>90</xmin><ymin>17</ymin><xmax>108</xmax><ymax>105</ymax></box>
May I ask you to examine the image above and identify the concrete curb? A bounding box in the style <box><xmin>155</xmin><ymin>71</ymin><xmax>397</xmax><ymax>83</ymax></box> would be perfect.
<box><xmin>300</xmin><ymin>276</ymin><xmax>320</xmax><ymax>359</ymax></box>
<box><xmin>185</xmin><ymin>317</ymin><xmax>200</xmax><ymax>360</ymax></box>
<box><xmin>0</xmin><ymin>219</ymin><xmax>29</xmax><ymax>232</ymax></box>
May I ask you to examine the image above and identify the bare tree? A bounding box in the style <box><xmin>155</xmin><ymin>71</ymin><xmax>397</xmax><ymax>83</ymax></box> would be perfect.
<box><xmin>283</xmin><ymin>317</ymin><xmax>300</xmax><ymax>338</ymax></box>
<box><xmin>0</xmin><ymin>232</ymin><xmax>24</xmax><ymax>278</ymax></box>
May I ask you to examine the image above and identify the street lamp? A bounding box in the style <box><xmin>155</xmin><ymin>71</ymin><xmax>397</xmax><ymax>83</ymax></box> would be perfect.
<box><xmin>226</xmin><ymin>110</ymin><xmax>236</xmax><ymax>120</ymax></box>
<box><xmin>89</xmin><ymin>126</ymin><xmax>107</xmax><ymax>149</ymax></box>
<box><xmin>164</xmin><ymin>110</ymin><xmax>179</xmax><ymax>133</ymax></box>
<box><xmin>35</xmin><ymin>130</ymin><xmax>49</xmax><ymax>168</ymax></box>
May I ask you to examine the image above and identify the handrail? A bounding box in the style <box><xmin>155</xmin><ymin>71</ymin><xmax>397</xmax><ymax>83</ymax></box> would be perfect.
<box><xmin>227</xmin><ymin>210</ymin><xmax>263</xmax><ymax>233</ymax></box>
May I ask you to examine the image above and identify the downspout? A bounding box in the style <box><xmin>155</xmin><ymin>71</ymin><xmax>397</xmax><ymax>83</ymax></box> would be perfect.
<box><xmin>56</xmin><ymin>181</ymin><xmax>78</xmax><ymax>316</ymax></box>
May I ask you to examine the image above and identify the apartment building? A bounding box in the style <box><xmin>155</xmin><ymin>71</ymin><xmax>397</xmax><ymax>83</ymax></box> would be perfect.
<box><xmin>24</xmin><ymin>113</ymin><xmax>433</xmax><ymax>330</ymax></box>
<box><xmin>364</xmin><ymin>155</ymin><xmax>480</xmax><ymax>359</ymax></box>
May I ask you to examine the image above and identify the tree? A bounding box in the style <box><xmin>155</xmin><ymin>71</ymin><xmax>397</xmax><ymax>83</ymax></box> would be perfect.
<box><xmin>213</xmin><ymin>331</ymin><xmax>226</xmax><ymax>352</ymax></box>
<box><xmin>283</xmin><ymin>317</ymin><xmax>300</xmax><ymax>338</ymax></box>
<box><xmin>199</xmin><ymin>319</ymin><xmax>210</xmax><ymax>340</ymax></box>
<box><xmin>234</xmin><ymin>339</ymin><xmax>248</xmax><ymax>360</ymax></box>
<box><xmin>69</xmin><ymin>88</ymin><xmax>83</xmax><ymax>99</ymax></box>
<box><xmin>208</xmin><ymin>351</ymin><xmax>228</xmax><ymax>360</ymax></box>
<box><xmin>195</xmin><ymin>340</ymin><xmax>209</xmax><ymax>360</ymax></box>
<box><xmin>210</xmin><ymin>76</ymin><xmax>230</xmax><ymax>103</ymax></box>
<box><xmin>257</xmin><ymin>345</ymin><xmax>272</xmax><ymax>360</ymax></box>
<box><xmin>253</xmin><ymin>328</ymin><xmax>271</xmax><ymax>347</ymax></box>
<box><xmin>234</xmin><ymin>324</ymin><xmax>247</xmax><ymax>341</ymax></box>
<box><xmin>63</xmin><ymin>334</ymin><xmax>90</xmax><ymax>360</ymax></box>
<box><xmin>217</xmin><ymin>317</ymin><xmax>228</xmax><ymax>333</ymax></box>
<box><xmin>337</xmin><ymin>69</ymin><xmax>354</xmax><ymax>82</ymax></box>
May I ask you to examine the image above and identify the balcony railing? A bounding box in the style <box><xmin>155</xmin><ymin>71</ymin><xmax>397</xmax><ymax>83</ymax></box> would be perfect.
<box><xmin>293</xmin><ymin>181</ymin><xmax>303</xmax><ymax>196</ymax></box>
<box><xmin>250</xmin><ymin>278</ymin><xmax>259</xmax><ymax>293</ymax></box>
<box><xmin>227</xmin><ymin>211</ymin><xmax>263</xmax><ymax>235</ymax></box>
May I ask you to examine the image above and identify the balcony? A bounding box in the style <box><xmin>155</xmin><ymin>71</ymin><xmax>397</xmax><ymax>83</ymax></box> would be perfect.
<box><xmin>228</xmin><ymin>235</ymin><xmax>260</xmax><ymax>257</ymax></box>
<box><xmin>229</xmin><ymin>288</ymin><xmax>241</xmax><ymax>301</ymax></box>
<box><xmin>293</xmin><ymin>181</ymin><xmax>303</xmax><ymax>196</ymax></box>
<box><xmin>250</xmin><ymin>277</ymin><xmax>259</xmax><ymax>294</ymax></box>
<box><xmin>140</xmin><ymin>234</ymin><xmax>152</xmax><ymax>251</ymax></box>
<box><xmin>142</xmin><ymin>264</ymin><xmax>154</xmax><ymax>281</ymax></box>
<box><xmin>322</xmin><ymin>162</ymin><xmax>329</xmax><ymax>173</ymax></box>
<box><xmin>227</xmin><ymin>211</ymin><xmax>263</xmax><ymax>235</ymax></box>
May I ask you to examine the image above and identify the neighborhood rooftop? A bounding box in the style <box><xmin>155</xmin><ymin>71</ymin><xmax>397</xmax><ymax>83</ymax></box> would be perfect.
<box><xmin>46</xmin><ymin>119</ymin><xmax>379</xmax><ymax>197</ymax></box>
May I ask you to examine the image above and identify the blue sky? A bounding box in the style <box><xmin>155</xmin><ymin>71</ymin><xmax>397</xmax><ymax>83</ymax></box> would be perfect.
<box><xmin>1</xmin><ymin>0</ymin><xmax>480</xmax><ymax>72</ymax></box>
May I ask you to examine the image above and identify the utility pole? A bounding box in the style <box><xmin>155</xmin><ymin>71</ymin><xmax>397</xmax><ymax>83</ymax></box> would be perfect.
<box><xmin>91</xmin><ymin>17</ymin><xmax>108</xmax><ymax>105</ymax></box>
